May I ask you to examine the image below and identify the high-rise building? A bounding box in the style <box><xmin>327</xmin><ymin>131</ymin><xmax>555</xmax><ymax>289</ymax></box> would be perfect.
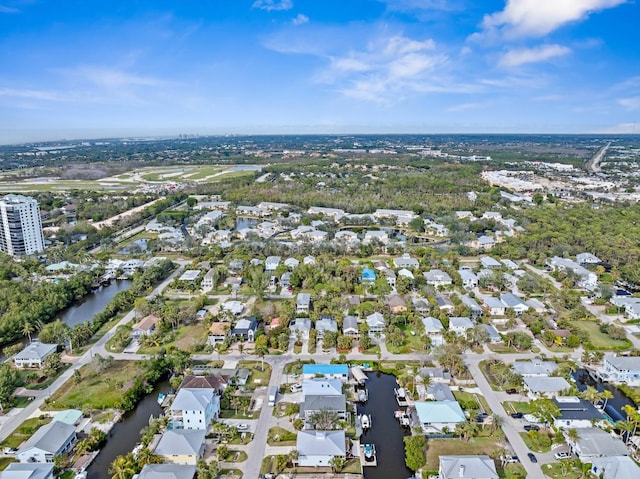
<box><xmin>0</xmin><ymin>195</ymin><xmax>45</xmax><ymax>256</ymax></box>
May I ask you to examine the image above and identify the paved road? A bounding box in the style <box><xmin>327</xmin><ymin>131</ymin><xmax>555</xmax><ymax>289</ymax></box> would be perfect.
<box><xmin>0</xmin><ymin>262</ymin><xmax>188</xmax><ymax>443</ymax></box>
<box><xmin>586</xmin><ymin>142</ymin><xmax>611</xmax><ymax>174</ymax></box>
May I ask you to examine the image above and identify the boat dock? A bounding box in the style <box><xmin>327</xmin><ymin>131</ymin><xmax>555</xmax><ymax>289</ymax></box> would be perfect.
<box><xmin>359</xmin><ymin>443</ymin><xmax>377</xmax><ymax>467</ymax></box>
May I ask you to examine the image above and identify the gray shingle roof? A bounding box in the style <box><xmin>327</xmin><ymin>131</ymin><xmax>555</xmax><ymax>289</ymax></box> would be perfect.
<box><xmin>14</xmin><ymin>342</ymin><xmax>57</xmax><ymax>361</ymax></box>
<box><xmin>301</xmin><ymin>394</ymin><xmax>346</xmax><ymax>415</ymax></box>
<box><xmin>524</xmin><ymin>376</ymin><xmax>570</xmax><ymax>393</ymax></box>
<box><xmin>296</xmin><ymin>430</ymin><xmax>346</xmax><ymax>457</ymax></box>
<box><xmin>170</xmin><ymin>388</ymin><xmax>215</xmax><ymax>412</ymax></box>
<box><xmin>18</xmin><ymin>420</ymin><xmax>75</xmax><ymax>455</ymax></box>
<box><xmin>439</xmin><ymin>455</ymin><xmax>498</xmax><ymax>479</ymax></box>
<box><xmin>575</xmin><ymin>428</ymin><xmax>629</xmax><ymax>457</ymax></box>
<box><xmin>154</xmin><ymin>429</ymin><xmax>205</xmax><ymax>457</ymax></box>
<box><xmin>136</xmin><ymin>464</ymin><xmax>197</xmax><ymax>479</ymax></box>
<box><xmin>1</xmin><ymin>463</ymin><xmax>55</xmax><ymax>479</ymax></box>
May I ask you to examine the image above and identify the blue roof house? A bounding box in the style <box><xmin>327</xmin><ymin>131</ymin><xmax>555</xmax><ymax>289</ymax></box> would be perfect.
<box><xmin>361</xmin><ymin>268</ymin><xmax>376</xmax><ymax>283</ymax></box>
<box><xmin>415</xmin><ymin>400</ymin><xmax>466</xmax><ymax>434</ymax></box>
<box><xmin>302</xmin><ymin>364</ymin><xmax>349</xmax><ymax>383</ymax></box>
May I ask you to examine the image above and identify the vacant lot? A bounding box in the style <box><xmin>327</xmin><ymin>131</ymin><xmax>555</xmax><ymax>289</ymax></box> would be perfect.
<box><xmin>570</xmin><ymin>320</ymin><xmax>630</xmax><ymax>350</ymax></box>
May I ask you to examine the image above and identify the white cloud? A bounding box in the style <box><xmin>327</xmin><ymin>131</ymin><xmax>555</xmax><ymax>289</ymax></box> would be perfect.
<box><xmin>481</xmin><ymin>0</ymin><xmax>628</xmax><ymax>38</ymax></box>
<box><xmin>618</xmin><ymin>96</ymin><xmax>640</xmax><ymax>111</ymax></box>
<box><xmin>292</xmin><ymin>13</ymin><xmax>308</xmax><ymax>26</ymax></box>
<box><xmin>499</xmin><ymin>44</ymin><xmax>571</xmax><ymax>67</ymax></box>
<box><xmin>252</xmin><ymin>0</ymin><xmax>293</xmax><ymax>12</ymax></box>
<box><xmin>64</xmin><ymin>66</ymin><xmax>165</xmax><ymax>90</ymax></box>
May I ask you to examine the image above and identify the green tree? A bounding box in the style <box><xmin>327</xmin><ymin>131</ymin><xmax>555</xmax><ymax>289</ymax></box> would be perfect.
<box><xmin>403</xmin><ymin>435</ymin><xmax>427</xmax><ymax>471</ymax></box>
<box><xmin>309</xmin><ymin>408</ymin><xmax>339</xmax><ymax>430</ymax></box>
<box><xmin>329</xmin><ymin>455</ymin><xmax>346</xmax><ymax>472</ymax></box>
<box><xmin>529</xmin><ymin>398</ymin><xmax>561</xmax><ymax>428</ymax></box>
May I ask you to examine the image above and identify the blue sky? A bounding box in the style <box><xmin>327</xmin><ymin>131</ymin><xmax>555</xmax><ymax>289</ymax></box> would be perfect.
<box><xmin>0</xmin><ymin>0</ymin><xmax>638</xmax><ymax>143</ymax></box>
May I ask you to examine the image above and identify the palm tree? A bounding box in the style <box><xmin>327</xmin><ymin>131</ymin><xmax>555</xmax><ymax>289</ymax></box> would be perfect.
<box><xmin>109</xmin><ymin>453</ymin><xmax>136</xmax><ymax>479</ymax></box>
<box><xmin>22</xmin><ymin>322</ymin><xmax>34</xmax><ymax>343</ymax></box>
<box><xmin>490</xmin><ymin>414</ymin><xmax>503</xmax><ymax>433</ymax></box>
<box><xmin>580</xmin><ymin>386</ymin><xmax>600</xmax><ymax>406</ymax></box>
<box><xmin>135</xmin><ymin>447</ymin><xmax>160</xmax><ymax>467</ymax></box>
<box><xmin>601</xmin><ymin>390</ymin><xmax>614</xmax><ymax>410</ymax></box>
<box><xmin>329</xmin><ymin>455</ymin><xmax>346</xmax><ymax>472</ymax></box>
<box><xmin>566</xmin><ymin>428</ymin><xmax>580</xmax><ymax>447</ymax></box>
<box><xmin>309</xmin><ymin>408</ymin><xmax>339</xmax><ymax>430</ymax></box>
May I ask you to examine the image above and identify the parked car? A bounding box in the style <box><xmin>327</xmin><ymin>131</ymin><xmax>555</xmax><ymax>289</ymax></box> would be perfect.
<box><xmin>236</xmin><ymin>424</ymin><xmax>249</xmax><ymax>431</ymax></box>
<box><xmin>3</xmin><ymin>448</ymin><xmax>17</xmax><ymax>455</ymax></box>
<box><xmin>505</xmin><ymin>455</ymin><xmax>519</xmax><ymax>463</ymax></box>
<box><xmin>527</xmin><ymin>453</ymin><xmax>538</xmax><ymax>463</ymax></box>
<box><xmin>524</xmin><ymin>425</ymin><xmax>540</xmax><ymax>432</ymax></box>
<box><xmin>506</xmin><ymin>388</ymin><xmax>518</xmax><ymax>394</ymax></box>
<box><xmin>290</xmin><ymin>383</ymin><xmax>302</xmax><ymax>393</ymax></box>
<box><xmin>510</xmin><ymin>412</ymin><xmax>524</xmax><ymax>419</ymax></box>
<box><xmin>555</xmin><ymin>451</ymin><xmax>571</xmax><ymax>459</ymax></box>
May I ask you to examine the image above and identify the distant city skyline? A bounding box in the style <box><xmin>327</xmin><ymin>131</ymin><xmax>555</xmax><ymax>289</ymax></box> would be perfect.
<box><xmin>0</xmin><ymin>0</ymin><xmax>638</xmax><ymax>144</ymax></box>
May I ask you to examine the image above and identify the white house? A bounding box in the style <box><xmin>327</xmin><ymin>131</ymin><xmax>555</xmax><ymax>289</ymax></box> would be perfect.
<box><xmin>601</xmin><ymin>356</ymin><xmax>640</xmax><ymax>384</ymax></box>
<box><xmin>424</xmin><ymin>269</ymin><xmax>453</xmax><ymax>287</ymax></box>
<box><xmin>393</xmin><ymin>253</ymin><xmax>419</xmax><ymax>269</ymax></box>
<box><xmin>482</xmin><ymin>296</ymin><xmax>506</xmax><ymax>316</ymax></box>
<box><xmin>13</xmin><ymin>342</ymin><xmax>57</xmax><ymax>369</ymax></box>
<box><xmin>523</xmin><ymin>377</ymin><xmax>571</xmax><ymax>399</ymax></box>
<box><xmin>169</xmin><ymin>388</ymin><xmax>220</xmax><ymax>430</ymax></box>
<box><xmin>459</xmin><ymin>270</ymin><xmax>478</xmax><ymax>290</ymax></box>
<box><xmin>577</xmin><ymin>252</ymin><xmax>601</xmax><ymax>265</ymax></box>
<box><xmin>16</xmin><ymin>421</ymin><xmax>77</xmax><ymax>463</ymax></box>
<box><xmin>315</xmin><ymin>316</ymin><xmax>338</xmax><ymax>339</ymax></box>
<box><xmin>366</xmin><ymin>312</ymin><xmax>385</xmax><ymax>335</ymax></box>
<box><xmin>480</xmin><ymin>256</ymin><xmax>502</xmax><ymax>269</ymax></box>
<box><xmin>572</xmin><ymin>428</ymin><xmax>628</xmax><ymax>460</ymax></box>
<box><xmin>422</xmin><ymin>316</ymin><xmax>445</xmax><ymax>347</ymax></box>
<box><xmin>1</xmin><ymin>464</ymin><xmax>54</xmax><ymax>479</ymax></box>
<box><xmin>512</xmin><ymin>360</ymin><xmax>558</xmax><ymax>377</ymax></box>
<box><xmin>449</xmin><ymin>317</ymin><xmax>474</xmax><ymax>336</ymax></box>
<box><xmin>154</xmin><ymin>429</ymin><xmax>206</xmax><ymax>465</ymax></box>
<box><xmin>439</xmin><ymin>456</ymin><xmax>498</xmax><ymax>479</ymax></box>
<box><xmin>296</xmin><ymin>293</ymin><xmax>311</xmax><ymax>314</ymax></box>
<box><xmin>201</xmin><ymin>269</ymin><xmax>216</xmax><ymax>291</ymax></box>
<box><xmin>363</xmin><ymin>230</ymin><xmax>389</xmax><ymax>245</ymax></box>
<box><xmin>289</xmin><ymin>318</ymin><xmax>312</xmax><ymax>339</ymax></box>
<box><xmin>553</xmin><ymin>397</ymin><xmax>605</xmax><ymax>429</ymax></box>
<box><xmin>296</xmin><ymin>430</ymin><xmax>346</xmax><ymax>467</ymax></box>
<box><xmin>548</xmin><ymin>256</ymin><xmax>598</xmax><ymax>290</ymax></box>
<box><xmin>500</xmin><ymin>293</ymin><xmax>529</xmax><ymax>316</ymax></box>
<box><xmin>415</xmin><ymin>401</ymin><xmax>466</xmax><ymax>434</ymax></box>
<box><xmin>265</xmin><ymin>256</ymin><xmax>281</xmax><ymax>272</ymax></box>
<box><xmin>591</xmin><ymin>455</ymin><xmax>640</xmax><ymax>479</ymax></box>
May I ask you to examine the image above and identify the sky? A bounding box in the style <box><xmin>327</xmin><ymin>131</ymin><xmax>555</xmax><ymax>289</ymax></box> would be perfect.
<box><xmin>0</xmin><ymin>0</ymin><xmax>639</xmax><ymax>143</ymax></box>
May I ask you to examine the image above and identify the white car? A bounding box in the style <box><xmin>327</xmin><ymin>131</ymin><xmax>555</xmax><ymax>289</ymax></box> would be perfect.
<box><xmin>290</xmin><ymin>384</ymin><xmax>302</xmax><ymax>393</ymax></box>
<box><xmin>554</xmin><ymin>451</ymin><xmax>571</xmax><ymax>460</ymax></box>
<box><xmin>236</xmin><ymin>424</ymin><xmax>249</xmax><ymax>431</ymax></box>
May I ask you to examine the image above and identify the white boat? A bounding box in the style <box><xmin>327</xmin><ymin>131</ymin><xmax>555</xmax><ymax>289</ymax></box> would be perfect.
<box><xmin>360</xmin><ymin>414</ymin><xmax>371</xmax><ymax>429</ymax></box>
<box><xmin>394</xmin><ymin>387</ymin><xmax>408</xmax><ymax>405</ymax></box>
<box><xmin>363</xmin><ymin>444</ymin><xmax>375</xmax><ymax>462</ymax></box>
<box><xmin>157</xmin><ymin>393</ymin><xmax>165</xmax><ymax>405</ymax></box>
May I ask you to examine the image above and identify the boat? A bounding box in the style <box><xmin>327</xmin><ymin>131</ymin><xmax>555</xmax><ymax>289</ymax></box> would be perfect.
<box><xmin>360</xmin><ymin>414</ymin><xmax>371</xmax><ymax>430</ymax></box>
<box><xmin>357</xmin><ymin>387</ymin><xmax>368</xmax><ymax>403</ymax></box>
<box><xmin>394</xmin><ymin>387</ymin><xmax>408</xmax><ymax>406</ymax></box>
<box><xmin>394</xmin><ymin>409</ymin><xmax>411</xmax><ymax>427</ymax></box>
<box><xmin>157</xmin><ymin>393</ymin><xmax>165</xmax><ymax>405</ymax></box>
<box><xmin>363</xmin><ymin>444</ymin><xmax>375</xmax><ymax>462</ymax></box>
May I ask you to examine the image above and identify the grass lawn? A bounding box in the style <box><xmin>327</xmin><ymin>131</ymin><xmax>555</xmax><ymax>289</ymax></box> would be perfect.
<box><xmin>238</xmin><ymin>360</ymin><xmax>272</xmax><ymax>389</ymax></box>
<box><xmin>503</xmin><ymin>463</ymin><xmax>527</xmax><ymax>478</ymax></box>
<box><xmin>283</xmin><ymin>360</ymin><xmax>314</xmax><ymax>376</ymax></box>
<box><xmin>226</xmin><ymin>450</ymin><xmax>248</xmax><ymax>462</ymax></box>
<box><xmin>519</xmin><ymin>432</ymin><xmax>553</xmax><ymax>453</ymax></box>
<box><xmin>267</xmin><ymin>427</ymin><xmax>297</xmax><ymax>446</ymax></box>
<box><xmin>487</xmin><ymin>344</ymin><xmax>519</xmax><ymax>354</ymax></box>
<box><xmin>0</xmin><ymin>416</ymin><xmax>52</xmax><ymax>449</ymax></box>
<box><xmin>426</xmin><ymin>436</ymin><xmax>506</xmax><ymax>470</ymax></box>
<box><xmin>0</xmin><ymin>457</ymin><xmax>16</xmax><ymax>471</ymax></box>
<box><xmin>454</xmin><ymin>390</ymin><xmax>491</xmax><ymax>414</ymax></box>
<box><xmin>137</xmin><ymin>322</ymin><xmax>208</xmax><ymax>354</ymax></box>
<box><xmin>47</xmin><ymin>360</ymin><xmax>144</xmax><ymax>410</ymax></box>
<box><xmin>186</xmin><ymin>165</ymin><xmax>227</xmax><ymax>180</ymax></box>
<box><xmin>542</xmin><ymin>461</ymin><xmax>583</xmax><ymax>479</ymax></box>
<box><xmin>503</xmin><ymin>401</ymin><xmax>531</xmax><ymax>414</ymax></box>
<box><xmin>18</xmin><ymin>364</ymin><xmax>71</xmax><ymax>391</ymax></box>
<box><xmin>569</xmin><ymin>320</ymin><xmax>631</xmax><ymax>350</ymax></box>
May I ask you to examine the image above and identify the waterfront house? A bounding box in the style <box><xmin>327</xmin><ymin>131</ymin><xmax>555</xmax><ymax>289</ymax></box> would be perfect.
<box><xmin>572</xmin><ymin>428</ymin><xmax>628</xmax><ymax>460</ymax></box>
<box><xmin>16</xmin><ymin>421</ymin><xmax>77</xmax><ymax>463</ymax></box>
<box><xmin>553</xmin><ymin>397</ymin><xmax>605</xmax><ymax>429</ymax></box>
<box><xmin>154</xmin><ymin>429</ymin><xmax>206</xmax><ymax>465</ymax></box>
<box><xmin>296</xmin><ymin>293</ymin><xmax>311</xmax><ymax>314</ymax></box>
<box><xmin>131</xmin><ymin>314</ymin><xmax>161</xmax><ymax>339</ymax></box>
<box><xmin>590</xmin><ymin>455</ymin><xmax>640</xmax><ymax>479</ymax></box>
<box><xmin>602</xmin><ymin>356</ymin><xmax>640</xmax><ymax>384</ymax></box>
<box><xmin>169</xmin><ymin>388</ymin><xmax>220</xmax><ymax>430</ymax></box>
<box><xmin>302</xmin><ymin>364</ymin><xmax>349</xmax><ymax>382</ymax></box>
<box><xmin>13</xmin><ymin>342</ymin><xmax>57</xmax><ymax>369</ymax></box>
<box><xmin>231</xmin><ymin>317</ymin><xmax>258</xmax><ymax>342</ymax></box>
<box><xmin>426</xmin><ymin>383</ymin><xmax>455</xmax><ymax>402</ymax></box>
<box><xmin>180</xmin><ymin>375</ymin><xmax>227</xmax><ymax>395</ymax></box>
<box><xmin>302</xmin><ymin>379</ymin><xmax>343</xmax><ymax>396</ymax></box>
<box><xmin>438</xmin><ymin>455</ymin><xmax>498</xmax><ymax>479</ymax></box>
<box><xmin>365</xmin><ymin>312</ymin><xmax>385</xmax><ymax>336</ymax></box>
<box><xmin>296</xmin><ymin>430</ymin><xmax>346</xmax><ymax>468</ymax></box>
<box><xmin>523</xmin><ymin>377</ymin><xmax>571</xmax><ymax>399</ymax></box>
<box><xmin>512</xmin><ymin>360</ymin><xmax>558</xmax><ymax>377</ymax></box>
<box><xmin>301</xmin><ymin>395</ymin><xmax>347</xmax><ymax>423</ymax></box>
<box><xmin>0</xmin><ymin>463</ymin><xmax>54</xmax><ymax>479</ymax></box>
<box><xmin>420</xmin><ymin>367</ymin><xmax>452</xmax><ymax>383</ymax></box>
<box><xmin>415</xmin><ymin>400</ymin><xmax>466</xmax><ymax>434</ymax></box>
<box><xmin>208</xmin><ymin>322</ymin><xmax>231</xmax><ymax>346</ymax></box>
<box><xmin>136</xmin><ymin>464</ymin><xmax>196</xmax><ymax>479</ymax></box>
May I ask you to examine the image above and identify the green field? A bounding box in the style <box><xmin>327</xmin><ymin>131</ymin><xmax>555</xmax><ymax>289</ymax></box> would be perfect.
<box><xmin>569</xmin><ymin>320</ymin><xmax>631</xmax><ymax>350</ymax></box>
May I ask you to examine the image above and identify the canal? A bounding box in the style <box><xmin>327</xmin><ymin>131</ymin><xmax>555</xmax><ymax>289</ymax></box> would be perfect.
<box><xmin>86</xmin><ymin>380</ymin><xmax>171</xmax><ymax>479</ymax></box>
<box><xmin>357</xmin><ymin>371</ymin><xmax>413</xmax><ymax>479</ymax></box>
<box><xmin>59</xmin><ymin>280</ymin><xmax>132</xmax><ymax>329</ymax></box>
<box><xmin>572</xmin><ymin>369</ymin><xmax>636</xmax><ymax>422</ymax></box>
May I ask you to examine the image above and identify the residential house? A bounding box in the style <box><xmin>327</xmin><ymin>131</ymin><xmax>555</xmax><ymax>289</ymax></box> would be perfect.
<box><xmin>388</xmin><ymin>294</ymin><xmax>407</xmax><ymax>314</ymax></box>
<box><xmin>301</xmin><ymin>395</ymin><xmax>347</xmax><ymax>423</ymax></box>
<box><xmin>221</xmin><ymin>300</ymin><xmax>244</xmax><ymax>316</ymax></box>
<box><xmin>412</xmin><ymin>297</ymin><xmax>430</xmax><ymax>315</ymax></box>
<box><xmin>473</xmin><ymin>235</ymin><xmax>495</xmax><ymax>250</ymax></box>
<box><xmin>590</xmin><ymin>456</ymin><xmax>640</xmax><ymax>479</ymax></box>
<box><xmin>296</xmin><ymin>293</ymin><xmax>311</xmax><ymax>314</ymax></box>
<box><xmin>201</xmin><ymin>269</ymin><xmax>216</xmax><ymax>291</ymax></box>
<box><xmin>548</xmin><ymin>256</ymin><xmax>598</xmax><ymax>291</ymax></box>
<box><xmin>208</xmin><ymin>322</ymin><xmax>231</xmax><ymax>346</ymax></box>
<box><xmin>482</xmin><ymin>212</ymin><xmax>502</xmax><ymax>220</ymax></box>
<box><xmin>13</xmin><ymin>342</ymin><xmax>57</xmax><ymax>369</ymax></box>
<box><xmin>0</xmin><ymin>464</ymin><xmax>54</xmax><ymax>479</ymax></box>
<box><xmin>303</xmin><ymin>255</ymin><xmax>316</xmax><ymax>265</ymax></box>
<box><xmin>16</xmin><ymin>421</ymin><xmax>77</xmax><ymax>463</ymax></box>
<box><xmin>436</xmin><ymin>294</ymin><xmax>455</xmax><ymax>314</ymax></box>
<box><xmin>393</xmin><ymin>253</ymin><xmax>419</xmax><ymax>269</ymax></box>
<box><xmin>363</xmin><ymin>230</ymin><xmax>389</xmax><ymax>245</ymax></box>
<box><xmin>571</xmin><ymin>428</ymin><xmax>628</xmax><ymax>460</ymax></box>
<box><xmin>438</xmin><ymin>456</ymin><xmax>498</xmax><ymax>479</ymax></box>
<box><xmin>523</xmin><ymin>377</ymin><xmax>571</xmax><ymax>399</ymax></box>
<box><xmin>302</xmin><ymin>379</ymin><xmax>343</xmax><ymax>396</ymax></box>
<box><xmin>334</xmin><ymin>230</ymin><xmax>359</xmax><ymax>245</ymax></box>
<box><xmin>602</xmin><ymin>356</ymin><xmax>640</xmax><ymax>384</ymax></box>
<box><xmin>460</xmin><ymin>295</ymin><xmax>483</xmax><ymax>320</ymax></box>
<box><xmin>180</xmin><ymin>375</ymin><xmax>228</xmax><ymax>395</ymax></box>
<box><xmin>482</xmin><ymin>296</ymin><xmax>506</xmax><ymax>317</ymax></box>
<box><xmin>361</xmin><ymin>268</ymin><xmax>376</xmax><ymax>283</ymax></box>
<box><xmin>264</xmin><ymin>256</ymin><xmax>281</xmax><ymax>272</ymax></box>
<box><xmin>459</xmin><ymin>270</ymin><xmax>478</xmax><ymax>290</ymax></box>
<box><xmin>500</xmin><ymin>293</ymin><xmax>529</xmax><ymax>316</ymax></box>
<box><xmin>449</xmin><ymin>317</ymin><xmax>475</xmax><ymax>336</ymax></box>
<box><xmin>426</xmin><ymin>383</ymin><xmax>455</xmax><ymax>401</ymax></box>
<box><xmin>414</xmin><ymin>400</ymin><xmax>466</xmax><ymax>434</ymax></box>
<box><xmin>342</xmin><ymin>316</ymin><xmax>359</xmax><ymax>339</ymax></box>
<box><xmin>526</xmin><ymin>298</ymin><xmax>547</xmax><ymax>313</ymax></box>
<box><xmin>512</xmin><ymin>360</ymin><xmax>558</xmax><ymax>377</ymax></box>
<box><xmin>135</xmin><ymin>464</ymin><xmax>197</xmax><ymax>479</ymax></box>
<box><xmin>421</xmin><ymin>316</ymin><xmax>444</xmax><ymax>347</ymax></box>
<box><xmin>481</xmin><ymin>324</ymin><xmax>502</xmax><ymax>343</ymax></box>
<box><xmin>577</xmin><ymin>253</ymin><xmax>601</xmax><ymax>265</ymax></box>
<box><xmin>302</xmin><ymin>364</ymin><xmax>349</xmax><ymax>382</ymax></box>
<box><xmin>289</xmin><ymin>318</ymin><xmax>312</xmax><ymax>340</ymax></box>
<box><xmin>280</xmin><ymin>272</ymin><xmax>291</xmax><ymax>288</ymax></box>
<box><xmin>296</xmin><ymin>430</ymin><xmax>346</xmax><ymax>468</ymax></box>
<box><xmin>398</xmin><ymin>268</ymin><xmax>414</xmax><ymax>280</ymax></box>
<box><xmin>307</xmin><ymin>206</ymin><xmax>345</xmax><ymax>219</ymax></box>
<box><xmin>154</xmin><ymin>429</ymin><xmax>206</xmax><ymax>465</ymax></box>
<box><xmin>169</xmin><ymin>388</ymin><xmax>220</xmax><ymax>430</ymax></box>
<box><xmin>420</xmin><ymin>367</ymin><xmax>452</xmax><ymax>383</ymax></box>
<box><xmin>179</xmin><ymin>270</ymin><xmax>201</xmax><ymax>283</ymax></box>
<box><xmin>424</xmin><ymin>269</ymin><xmax>453</xmax><ymax>287</ymax></box>
<box><xmin>365</xmin><ymin>312</ymin><xmax>385</xmax><ymax>336</ymax></box>
<box><xmin>382</xmin><ymin>268</ymin><xmax>396</xmax><ymax>288</ymax></box>
<box><xmin>131</xmin><ymin>315</ymin><xmax>161</xmax><ymax>339</ymax></box>
<box><xmin>501</xmin><ymin>259</ymin><xmax>518</xmax><ymax>270</ymax></box>
<box><xmin>231</xmin><ymin>317</ymin><xmax>258</xmax><ymax>342</ymax></box>
<box><xmin>284</xmin><ymin>257</ymin><xmax>299</xmax><ymax>269</ymax></box>
<box><xmin>553</xmin><ymin>397</ymin><xmax>605</xmax><ymax>429</ymax></box>
<box><xmin>316</xmin><ymin>316</ymin><xmax>338</xmax><ymax>339</ymax></box>
<box><xmin>480</xmin><ymin>256</ymin><xmax>502</xmax><ymax>269</ymax></box>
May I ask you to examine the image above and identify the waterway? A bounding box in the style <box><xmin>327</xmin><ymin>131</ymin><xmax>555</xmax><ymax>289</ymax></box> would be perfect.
<box><xmin>58</xmin><ymin>280</ymin><xmax>132</xmax><ymax>329</ymax></box>
<box><xmin>357</xmin><ymin>371</ymin><xmax>413</xmax><ymax>479</ymax></box>
<box><xmin>572</xmin><ymin>369</ymin><xmax>635</xmax><ymax>422</ymax></box>
<box><xmin>86</xmin><ymin>380</ymin><xmax>171</xmax><ymax>479</ymax></box>
<box><xmin>235</xmin><ymin>217</ymin><xmax>258</xmax><ymax>230</ymax></box>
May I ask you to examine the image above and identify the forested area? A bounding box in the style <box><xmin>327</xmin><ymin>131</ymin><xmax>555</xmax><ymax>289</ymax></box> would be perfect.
<box><xmin>493</xmin><ymin>203</ymin><xmax>640</xmax><ymax>283</ymax></box>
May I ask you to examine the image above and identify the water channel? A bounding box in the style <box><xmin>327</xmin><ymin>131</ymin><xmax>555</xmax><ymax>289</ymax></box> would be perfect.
<box><xmin>86</xmin><ymin>380</ymin><xmax>171</xmax><ymax>479</ymax></box>
<box><xmin>358</xmin><ymin>371</ymin><xmax>413</xmax><ymax>479</ymax></box>
<box><xmin>59</xmin><ymin>280</ymin><xmax>132</xmax><ymax>329</ymax></box>
<box><xmin>572</xmin><ymin>369</ymin><xmax>635</xmax><ymax>422</ymax></box>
